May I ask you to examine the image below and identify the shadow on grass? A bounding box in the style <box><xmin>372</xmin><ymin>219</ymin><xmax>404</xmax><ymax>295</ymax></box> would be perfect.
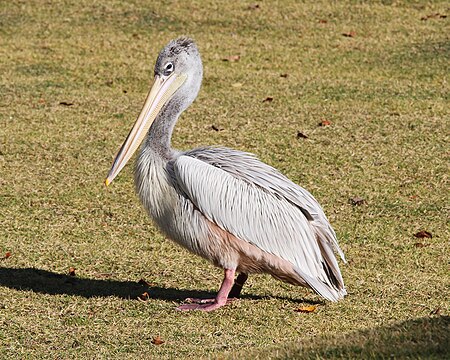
<box><xmin>260</xmin><ymin>316</ymin><xmax>450</xmax><ymax>360</ymax></box>
<box><xmin>0</xmin><ymin>267</ymin><xmax>320</xmax><ymax>304</ymax></box>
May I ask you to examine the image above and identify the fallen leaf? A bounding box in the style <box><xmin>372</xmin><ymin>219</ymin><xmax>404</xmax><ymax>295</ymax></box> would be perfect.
<box><xmin>68</xmin><ymin>267</ymin><xmax>76</xmax><ymax>276</ymax></box>
<box><xmin>342</xmin><ymin>31</ymin><xmax>356</xmax><ymax>37</ymax></box>
<box><xmin>59</xmin><ymin>101</ymin><xmax>74</xmax><ymax>106</ymax></box>
<box><xmin>151</xmin><ymin>335</ymin><xmax>164</xmax><ymax>345</ymax></box>
<box><xmin>349</xmin><ymin>197</ymin><xmax>365</xmax><ymax>206</ymax></box>
<box><xmin>2</xmin><ymin>251</ymin><xmax>11</xmax><ymax>260</ymax></box>
<box><xmin>318</xmin><ymin>19</ymin><xmax>328</xmax><ymax>24</ymax></box>
<box><xmin>248</xmin><ymin>4</ymin><xmax>260</xmax><ymax>10</ymax></box>
<box><xmin>414</xmin><ymin>242</ymin><xmax>429</xmax><ymax>248</ymax></box>
<box><xmin>262</xmin><ymin>97</ymin><xmax>273</xmax><ymax>102</ymax></box>
<box><xmin>319</xmin><ymin>120</ymin><xmax>331</xmax><ymax>126</ymax></box>
<box><xmin>295</xmin><ymin>305</ymin><xmax>317</xmax><ymax>313</ymax></box>
<box><xmin>138</xmin><ymin>292</ymin><xmax>150</xmax><ymax>301</ymax></box>
<box><xmin>430</xmin><ymin>307</ymin><xmax>441</xmax><ymax>315</ymax></box>
<box><xmin>421</xmin><ymin>13</ymin><xmax>447</xmax><ymax>21</ymax></box>
<box><xmin>296</xmin><ymin>131</ymin><xmax>308</xmax><ymax>139</ymax></box>
<box><xmin>414</xmin><ymin>230</ymin><xmax>432</xmax><ymax>239</ymax></box>
<box><xmin>280</xmin><ymin>73</ymin><xmax>288</xmax><ymax>78</ymax></box>
<box><xmin>222</xmin><ymin>55</ymin><xmax>240</xmax><ymax>62</ymax></box>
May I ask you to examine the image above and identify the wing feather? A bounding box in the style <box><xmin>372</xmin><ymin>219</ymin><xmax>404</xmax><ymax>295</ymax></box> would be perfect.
<box><xmin>173</xmin><ymin>149</ymin><xmax>346</xmax><ymax>301</ymax></box>
<box><xmin>185</xmin><ymin>147</ymin><xmax>346</xmax><ymax>262</ymax></box>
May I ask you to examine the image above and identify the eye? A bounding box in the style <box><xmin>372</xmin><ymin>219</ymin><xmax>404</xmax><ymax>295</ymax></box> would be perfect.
<box><xmin>163</xmin><ymin>62</ymin><xmax>174</xmax><ymax>75</ymax></box>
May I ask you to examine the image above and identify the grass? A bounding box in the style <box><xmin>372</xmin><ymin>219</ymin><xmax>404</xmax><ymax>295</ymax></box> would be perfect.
<box><xmin>0</xmin><ymin>0</ymin><xmax>448</xmax><ymax>358</ymax></box>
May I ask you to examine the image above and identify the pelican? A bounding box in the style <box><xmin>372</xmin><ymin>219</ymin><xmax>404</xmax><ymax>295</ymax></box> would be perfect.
<box><xmin>105</xmin><ymin>37</ymin><xmax>346</xmax><ymax>311</ymax></box>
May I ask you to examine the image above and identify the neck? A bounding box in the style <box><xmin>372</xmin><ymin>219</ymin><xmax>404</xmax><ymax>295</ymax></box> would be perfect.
<box><xmin>144</xmin><ymin>99</ymin><xmax>183</xmax><ymax>159</ymax></box>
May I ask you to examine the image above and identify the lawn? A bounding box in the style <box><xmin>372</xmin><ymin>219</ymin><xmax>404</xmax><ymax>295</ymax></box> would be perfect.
<box><xmin>0</xmin><ymin>0</ymin><xmax>448</xmax><ymax>358</ymax></box>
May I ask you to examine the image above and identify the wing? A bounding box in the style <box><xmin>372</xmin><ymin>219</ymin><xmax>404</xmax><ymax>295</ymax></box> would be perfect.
<box><xmin>173</xmin><ymin>147</ymin><xmax>346</xmax><ymax>301</ymax></box>
<box><xmin>185</xmin><ymin>147</ymin><xmax>346</xmax><ymax>261</ymax></box>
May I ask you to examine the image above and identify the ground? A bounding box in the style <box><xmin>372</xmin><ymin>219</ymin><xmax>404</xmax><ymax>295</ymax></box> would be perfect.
<box><xmin>0</xmin><ymin>1</ymin><xmax>448</xmax><ymax>358</ymax></box>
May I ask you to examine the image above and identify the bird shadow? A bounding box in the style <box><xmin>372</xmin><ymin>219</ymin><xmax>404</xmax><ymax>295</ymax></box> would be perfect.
<box><xmin>0</xmin><ymin>267</ymin><xmax>320</xmax><ymax>304</ymax></box>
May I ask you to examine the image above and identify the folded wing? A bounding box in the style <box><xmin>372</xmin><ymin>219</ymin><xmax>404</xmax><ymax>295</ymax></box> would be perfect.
<box><xmin>173</xmin><ymin>147</ymin><xmax>346</xmax><ymax>301</ymax></box>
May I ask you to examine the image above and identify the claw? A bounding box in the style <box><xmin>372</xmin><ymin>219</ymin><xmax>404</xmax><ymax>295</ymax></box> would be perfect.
<box><xmin>176</xmin><ymin>269</ymin><xmax>237</xmax><ymax>311</ymax></box>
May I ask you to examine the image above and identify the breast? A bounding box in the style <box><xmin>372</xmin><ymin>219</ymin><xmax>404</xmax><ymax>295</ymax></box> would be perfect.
<box><xmin>134</xmin><ymin>151</ymin><xmax>242</xmax><ymax>270</ymax></box>
<box><xmin>135</xmin><ymin>151</ymin><xmax>177</xmax><ymax>224</ymax></box>
<box><xmin>134</xmin><ymin>151</ymin><xmax>208</xmax><ymax>254</ymax></box>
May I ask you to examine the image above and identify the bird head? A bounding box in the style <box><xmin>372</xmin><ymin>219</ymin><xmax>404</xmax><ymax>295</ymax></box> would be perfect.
<box><xmin>105</xmin><ymin>37</ymin><xmax>203</xmax><ymax>186</ymax></box>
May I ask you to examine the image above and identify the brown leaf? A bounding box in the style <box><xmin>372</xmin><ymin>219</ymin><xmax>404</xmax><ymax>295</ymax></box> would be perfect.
<box><xmin>138</xmin><ymin>291</ymin><xmax>150</xmax><ymax>301</ymax></box>
<box><xmin>295</xmin><ymin>305</ymin><xmax>317</xmax><ymax>313</ymax></box>
<box><xmin>248</xmin><ymin>4</ymin><xmax>260</xmax><ymax>10</ymax></box>
<box><xmin>2</xmin><ymin>251</ymin><xmax>11</xmax><ymax>260</ymax></box>
<box><xmin>222</xmin><ymin>55</ymin><xmax>240</xmax><ymax>62</ymax></box>
<box><xmin>430</xmin><ymin>307</ymin><xmax>441</xmax><ymax>316</ymax></box>
<box><xmin>349</xmin><ymin>197</ymin><xmax>365</xmax><ymax>206</ymax></box>
<box><xmin>414</xmin><ymin>230</ymin><xmax>432</xmax><ymax>239</ymax></box>
<box><xmin>151</xmin><ymin>335</ymin><xmax>164</xmax><ymax>345</ymax></box>
<box><xmin>318</xmin><ymin>19</ymin><xmax>328</xmax><ymax>24</ymax></box>
<box><xmin>262</xmin><ymin>97</ymin><xmax>273</xmax><ymax>103</ymax></box>
<box><xmin>342</xmin><ymin>31</ymin><xmax>356</xmax><ymax>37</ymax></box>
<box><xmin>414</xmin><ymin>242</ymin><xmax>429</xmax><ymax>248</ymax></box>
<box><xmin>319</xmin><ymin>120</ymin><xmax>331</xmax><ymax>126</ymax></box>
<box><xmin>296</xmin><ymin>131</ymin><xmax>308</xmax><ymax>139</ymax></box>
<box><xmin>59</xmin><ymin>101</ymin><xmax>74</xmax><ymax>106</ymax></box>
<box><xmin>421</xmin><ymin>13</ymin><xmax>447</xmax><ymax>21</ymax></box>
<box><xmin>68</xmin><ymin>267</ymin><xmax>76</xmax><ymax>276</ymax></box>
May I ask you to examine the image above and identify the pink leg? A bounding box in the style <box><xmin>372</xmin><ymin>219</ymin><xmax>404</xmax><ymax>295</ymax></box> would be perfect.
<box><xmin>177</xmin><ymin>269</ymin><xmax>236</xmax><ymax>311</ymax></box>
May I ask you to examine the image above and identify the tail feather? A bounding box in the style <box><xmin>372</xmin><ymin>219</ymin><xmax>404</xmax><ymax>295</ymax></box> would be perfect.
<box><xmin>294</xmin><ymin>267</ymin><xmax>345</xmax><ymax>302</ymax></box>
<box><xmin>295</xmin><ymin>221</ymin><xmax>347</xmax><ymax>301</ymax></box>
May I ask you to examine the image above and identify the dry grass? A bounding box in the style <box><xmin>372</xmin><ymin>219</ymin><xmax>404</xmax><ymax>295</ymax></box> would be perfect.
<box><xmin>0</xmin><ymin>0</ymin><xmax>449</xmax><ymax>358</ymax></box>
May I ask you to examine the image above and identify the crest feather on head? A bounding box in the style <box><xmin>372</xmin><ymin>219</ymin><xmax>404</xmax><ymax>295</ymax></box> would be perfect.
<box><xmin>167</xmin><ymin>37</ymin><xmax>196</xmax><ymax>56</ymax></box>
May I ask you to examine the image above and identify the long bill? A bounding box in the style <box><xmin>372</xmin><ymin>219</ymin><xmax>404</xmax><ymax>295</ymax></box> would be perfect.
<box><xmin>105</xmin><ymin>72</ymin><xmax>187</xmax><ymax>186</ymax></box>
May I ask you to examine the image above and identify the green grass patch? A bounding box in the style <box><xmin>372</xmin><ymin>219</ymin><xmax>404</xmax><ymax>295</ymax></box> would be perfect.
<box><xmin>1</xmin><ymin>0</ymin><xmax>448</xmax><ymax>358</ymax></box>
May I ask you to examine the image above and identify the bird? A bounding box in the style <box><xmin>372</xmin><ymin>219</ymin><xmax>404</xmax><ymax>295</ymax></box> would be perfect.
<box><xmin>105</xmin><ymin>37</ymin><xmax>346</xmax><ymax>311</ymax></box>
